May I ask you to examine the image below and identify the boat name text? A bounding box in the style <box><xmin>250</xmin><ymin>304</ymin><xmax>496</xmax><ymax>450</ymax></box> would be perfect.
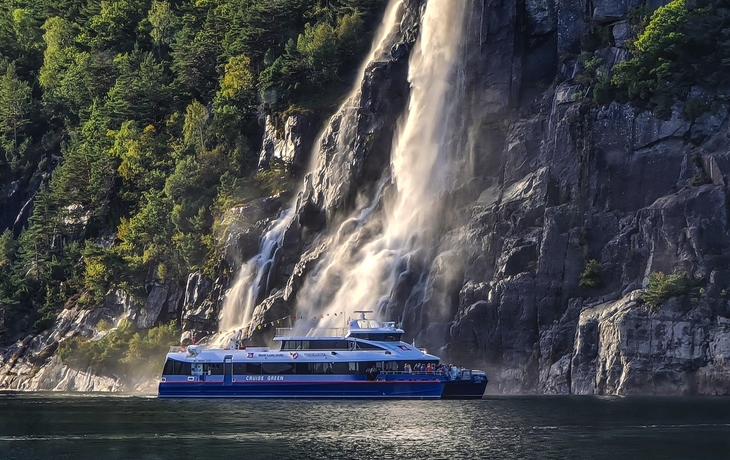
<box><xmin>245</xmin><ymin>375</ymin><xmax>285</xmax><ymax>381</ymax></box>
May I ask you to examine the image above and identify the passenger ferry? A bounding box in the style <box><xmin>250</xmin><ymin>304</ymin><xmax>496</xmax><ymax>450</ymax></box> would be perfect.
<box><xmin>157</xmin><ymin>312</ymin><xmax>488</xmax><ymax>399</ymax></box>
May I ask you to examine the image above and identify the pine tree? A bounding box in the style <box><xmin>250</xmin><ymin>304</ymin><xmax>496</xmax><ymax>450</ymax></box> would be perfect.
<box><xmin>0</xmin><ymin>62</ymin><xmax>31</xmax><ymax>149</ymax></box>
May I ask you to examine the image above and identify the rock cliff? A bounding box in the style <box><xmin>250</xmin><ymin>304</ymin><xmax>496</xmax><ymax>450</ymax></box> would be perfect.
<box><xmin>246</xmin><ymin>0</ymin><xmax>730</xmax><ymax>395</ymax></box>
<box><xmin>446</xmin><ymin>0</ymin><xmax>730</xmax><ymax>394</ymax></box>
<box><xmin>5</xmin><ymin>0</ymin><xmax>730</xmax><ymax>396</ymax></box>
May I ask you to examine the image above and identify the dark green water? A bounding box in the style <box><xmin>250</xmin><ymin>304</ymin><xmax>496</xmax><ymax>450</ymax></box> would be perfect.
<box><xmin>1</xmin><ymin>393</ymin><xmax>729</xmax><ymax>459</ymax></box>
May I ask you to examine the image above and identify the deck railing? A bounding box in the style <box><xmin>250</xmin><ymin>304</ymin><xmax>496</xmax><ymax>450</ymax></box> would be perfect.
<box><xmin>378</xmin><ymin>370</ymin><xmax>444</xmax><ymax>376</ymax></box>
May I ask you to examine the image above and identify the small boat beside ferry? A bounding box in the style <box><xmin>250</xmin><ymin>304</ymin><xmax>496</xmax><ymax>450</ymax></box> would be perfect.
<box><xmin>157</xmin><ymin>311</ymin><xmax>487</xmax><ymax>399</ymax></box>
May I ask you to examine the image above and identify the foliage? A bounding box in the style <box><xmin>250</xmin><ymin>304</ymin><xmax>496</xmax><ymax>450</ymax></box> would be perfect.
<box><xmin>0</xmin><ymin>63</ymin><xmax>32</xmax><ymax>149</ymax></box>
<box><xmin>581</xmin><ymin>24</ymin><xmax>611</xmax><ymax>52</ymax></box>
<box><xmin>0</xmin><ymin>229</ymin><xmax>16</xmax><ymax>269</ymax></box>
<box><xmin>579</xmin><ymin>259</ymin><xmax>603</xmax><ymax>288</ymax></box>
<box><xmin>0</xmin><ymin>0</ymin><xmax>388</xmax><ymax>344</ymax></box>
<box><xmin>640</xmin><ymin>271</ymin><xmax>698</xmax><ymax>311</ymax></box>
<box><xmin>58</xmin><ymin>319</ymin><xmax>179</xmax><ymax>381</ymax></box>
<box><xmin>611</xmin><ymin>0</ymin><xmax>730</xmax><ymax>117</ymax></box>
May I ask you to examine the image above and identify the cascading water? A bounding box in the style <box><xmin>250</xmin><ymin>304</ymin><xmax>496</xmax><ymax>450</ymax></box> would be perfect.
<box><xmin>216</xmin><ymin>208</ymin><xmax>294</xmax><ymax>338</ymax></box>
<box><xmin>214</xmin><ymin>0</ymin><xmax>406</xmax><ymax>343</ymax></box>
<box><xmin>293</xmin><ymin>0</ymin><xmax>470</xmax><ymax>331</ymax></box>
<box><xmin>216</xmin><ymin>0</ymin><xmax>474</xmax><ymax>343</ymax></box>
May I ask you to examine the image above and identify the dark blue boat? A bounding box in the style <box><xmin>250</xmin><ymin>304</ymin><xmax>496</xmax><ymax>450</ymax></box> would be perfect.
<box><xmin>158</xmin><ymin>312</ymin><xmax>487</xmax><ymax>399</ymax></box>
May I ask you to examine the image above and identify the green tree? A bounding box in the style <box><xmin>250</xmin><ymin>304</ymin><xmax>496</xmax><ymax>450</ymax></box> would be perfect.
<box><xmin>611</xmin><ymin>0</ymin><xmax>729</xmax><ymax>116</ymax></box>
<box><xmin>86</xmin><ymin>0</ymin><xmax>149</xmax><ymax>52</ymax></box>
<box><xmin>0</xmin><ymin>62</ymin><xmax>32</xmax><ymax>149</ymax></box>
<box><xmin>182</xmin><ymin>99</ymin><xmax>208</xmax><ymax>151</ymax></box>
<box><xmin>148</xmin><ymin>1</ymin><xmax>179</xmax><ymax>49</ymax></box>
<box><xmin>0</xmin><ymin>229</ymin><xmax>16</xmax><ymax>269</ymax></box>
<box><xmin>11</xmin><ymin>8</ymin><xmax>42</xmax><ymax>53</ymax></box>
<box><xmin>297</xmin><ymin>21</ymin><xmax>339</xmax><ymax>85</ymax></box>
<box><xmin>170</xmin><ymin>25</ymin><xmax>221</xmax><ymax>101</ymax></box>
<box><xmin>213</xmin><ymin>54</ymin><xmax>256</xmax><ymax>143</ymax></box>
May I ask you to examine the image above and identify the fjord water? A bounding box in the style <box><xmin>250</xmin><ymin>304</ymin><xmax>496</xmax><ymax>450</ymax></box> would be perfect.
<box><xmin>2</xmin><ymin>394</ymin><xmax>730</xmax><ymax>460</ymax></box>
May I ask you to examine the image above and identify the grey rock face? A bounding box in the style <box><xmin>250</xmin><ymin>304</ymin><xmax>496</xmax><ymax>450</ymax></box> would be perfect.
<box><xmin>181</xmin><ymin>272</ymin><xmax>225</xmax><ymax>336</ymax></box>
<box><xmin>525</xmin><ymin>0</ymin><xmax>556</xmax><ymax>36</ymax></box>
<box><xmin>220</xmin><ymin>195</ymin><xmax>285</xmax><ymax>270</ymax></box>
<box><xmin>570</xmin><ymin>293</ymin><xmax>730</xmax><ymax>395</ymax></box>
<box><xmin>0</xmin><ymin>293</ymin><xmax>136</xmax><ymax>391</ymax></box>
<box><xmin>437</xmin><ymin>0</ymin><xmax>730</xmax><ymax>395</ymax></box>
<box><xmin>136</xmin><ymin>283</ymin><xmax>183</xmax><ymax>329</ymax></box>
<box><xmin>452</xmin><ymin>81</ymin><xmax>730</xmax><ymax>393</ymax></box>
<box><xmin>242</xmin><ymin>0</ymin><xmax>730</xmax><ymax>396</ymax></box>
<box><xmin>257</xmin><ymin>113</ymin><xmax>318</xmax><ymax>172</ymax></box>
<box><xmin>593</xmin><ymin>0</ymin><xmax>671</xmax><ymax>24</ymax></box>
<box><xmin>611</xmin><ymin>20</ymin><xmax>633</xmax><ymax>48</ymax></box>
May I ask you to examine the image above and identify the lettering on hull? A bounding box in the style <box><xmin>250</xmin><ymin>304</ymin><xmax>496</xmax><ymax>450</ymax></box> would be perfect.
<box><xmin>245</xmin><ymin>375</ymin><xmax>285</xmax><ymax>381</ymax></box>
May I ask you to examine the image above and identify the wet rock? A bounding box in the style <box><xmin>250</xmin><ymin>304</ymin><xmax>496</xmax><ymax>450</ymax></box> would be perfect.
<box><xmin>181</xmin><ymin>273</ymin><xmax>224</xmax><ymax>335</ymax></box>
<box><xmin>221</xmin><ymin>195</ymin><xmax>285</xmax><ymax>269</ymax></box>
<box><xmin>136</xmin><ymin>283</ymin><xmax>183</xmax><ymax>329</ymax></box>
<box><xmin>593</xmin><ymin>0</ymin><xmax>670</xmax><ymax>24</ymax></box>
<box><xmin>257</xmin><ymin>113</ymin><xmax>318</xmax><ymax>173</ymax></box>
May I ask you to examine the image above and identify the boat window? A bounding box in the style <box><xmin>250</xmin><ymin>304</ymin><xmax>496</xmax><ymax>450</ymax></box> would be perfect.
<box><xmin>382</xmin><ymin>361</ymin><xmax>399</xmax><ymax>371</ymax></box>
<box><xmin>331</xmin><ymin>362</ymin><xmax>348</xmax><ymax>374</ymax></box>
<box><xmin>262</xmin><ymin>362</ymin><xmax>295</xmax><ymax>374</ymax></box>
<box><xmin>349</xmin><ymin>333</ymin><xmax>400</xmax><ymax>342</ymax></box>
<box><xmin>295</xmin><ymin>363</ymin><xmax>309</xmax><ymax>374</ymax></box>
<box><xmin>281</xmin><ymin>340</ymin><xmax>311</xmax><ymax>350</ymax></box>
<box><xmin>163</xmin><ymin>359</ymin><xmax>174</xmax><ymax>375</ymax></box>
<box><xmin>246</xmin><ymin>363</ymin><xmax>261</xmax><ymax>374</ymax></box>
<box><xmin>282</xmin><ymin>340</ymin><xmax>349</xmax><ymax>350</ymax></box>
<box><xmin>356</xmin><ymin>342</ymin><xmax>385</xmax><ymax>350</ymax></box>
<box><xmin>233</xmin><ymin>364</ymin><xmax>247</xmax><ymax>374</ymax></box>
<box><xmin>310</xmin><ymin>362</ymin><xmax>333</xmax><ymax>374</ymax></box>
<box><xmin>203</xmin><ymin>363</ymin><xmax>224</xmax><ymax>375</ymax></box>
<box><xmin>312</xmin><ymin>340</ymin><xmax>347</xmax><ymax>350</ymax></box>
<box><xmin>163</xmin><ymin>359</ymin><xmax>192</xmax><ymax>375</ymax></box>
<box><xmin>381</xmin><ymin>334</ymin><xmax>401</xmax><ymax>341</ymax></box>
<box><xmin>367</xmin><ymin>333</ymin><xmax>402</xmax><ymax>341</ymax></box>
<box><xmin>362</xmin><ymin>361</ymin><xmax>378</xmax><ymax>374</ymax></box>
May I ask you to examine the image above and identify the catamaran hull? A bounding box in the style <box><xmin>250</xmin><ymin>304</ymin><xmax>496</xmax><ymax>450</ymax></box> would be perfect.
<box><xmin>157</xmin><ymin>380</ymin><xmax>444</xmax><ymax>399</ymax></box>
<box><xmin>441</xmin><ymin>379</ymin><xmax>488</xmax><ymax>399</ymax></box>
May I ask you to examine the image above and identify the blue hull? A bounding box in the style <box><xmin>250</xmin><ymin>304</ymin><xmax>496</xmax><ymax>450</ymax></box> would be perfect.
<box><xmin>441</xmin><ymin>379</ymin><xmax>487</xmax><ymax>399</ymax></box>
<box><xmin>158</xmin><ymin>380</ymin><xmax>444</xmax><ymax>399</ymax></box>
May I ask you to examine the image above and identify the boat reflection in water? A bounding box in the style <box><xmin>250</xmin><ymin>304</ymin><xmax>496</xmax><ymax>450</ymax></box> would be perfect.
<box><xmin>158</xmin><ymin>311</ymin><xmax>487</xmax><ymax>399</ymax></box>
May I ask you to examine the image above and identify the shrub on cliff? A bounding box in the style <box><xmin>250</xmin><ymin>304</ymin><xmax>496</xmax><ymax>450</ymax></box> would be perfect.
<box><xmin>579</xmin><ymin>259</ymin><xmax>603</xmax><ymax>288</ymax></box>
<box><xmin>640</xmin><ymin>271</ymin><xmax>698</xmax><ymax>311</ymax></box>
<box><xmin>612</xmin><ymin>0</ymin><xmax>730</xmax><ymax>117</ymax></box>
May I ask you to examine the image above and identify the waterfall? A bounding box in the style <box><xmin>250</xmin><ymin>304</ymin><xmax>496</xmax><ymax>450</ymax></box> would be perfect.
<box><xmin>294</xmin><ymin>0</ymin><xmax>470</xmax><ymax>331</ymax></box>
<box><xmin>216</xmin><ymin>0</ymin><xmax>472</xmax><ymax>341</ymax></box>
<box><xmin>217</xmin><ymin>208</ymin><xmax>294</xmax><ymax>336</ymax></box>
<box><xmin>214</xmin><ymin>0</ymin><xmax>406</xmax><ymax>342</ymax></box>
